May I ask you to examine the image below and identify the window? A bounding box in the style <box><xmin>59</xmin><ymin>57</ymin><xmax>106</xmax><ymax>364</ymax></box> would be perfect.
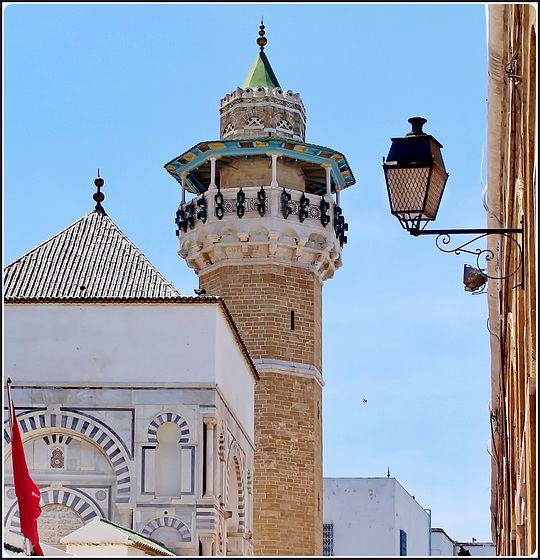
<box><xmin>400</xmin><ymin>529</ymin><xmax>407</xmax><ymax>556</ymax></box>
<box><xmin>323</xmin><ymin>523</ymin><xmax>334</xmax><ymax>556</ymax></box>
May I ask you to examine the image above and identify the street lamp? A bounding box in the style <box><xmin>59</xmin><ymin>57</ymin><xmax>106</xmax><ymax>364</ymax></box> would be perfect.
<box><xmin>382</xmin><ymin>117</ymin><xmax>449</xmax><ymax>234</ymax></box>
<box><xmin>382</xmin><ymin>117</ymin><xmax>524</xmax><ymax>290</ymax></box>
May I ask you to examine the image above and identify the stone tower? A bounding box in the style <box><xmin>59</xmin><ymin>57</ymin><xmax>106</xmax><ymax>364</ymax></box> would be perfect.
<box><xmin>165</xmin><ymin>23</ymin><xmax>355</xmax><ymax>556</ymax></box>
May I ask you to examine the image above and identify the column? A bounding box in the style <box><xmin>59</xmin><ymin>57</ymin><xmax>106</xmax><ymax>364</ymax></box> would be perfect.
<box><xmin>323</xmin><ymin>164</ymin><xmax>332</xmax><ymax>197</ymax></box>
<box><xmin>181</xmin><ymin>172</ymin><xmax>187</xmax><ymax>204</ymax></box>
<box><xmin>269</xmin><ymin>153</ymin><xmax>279</xmax><ymax>187</ymax></box>
<box><xmin>209</xmin><ymin>157</ymin><xmax>218</xmax><ymax>191</ymax></box>
<box><xmin>116</xmin><ymin>505</ymin><xmax>133</xmax><ymax>529</ymax></box>
<box><xmin>204</xmin><ymin>417</ymin><xmax>217</xmax><ymax>497</ymax></box>
<box><xmin>200</xmin><ymin>534</ymin><xmax>215</xmax><ymax>556</ymax></box>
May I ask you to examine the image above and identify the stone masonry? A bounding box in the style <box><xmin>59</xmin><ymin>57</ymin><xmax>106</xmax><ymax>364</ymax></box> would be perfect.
<box><xmin>200</xmin><ymin>262</ymin><xmax>323</xmax><ymax>555</ymax></box>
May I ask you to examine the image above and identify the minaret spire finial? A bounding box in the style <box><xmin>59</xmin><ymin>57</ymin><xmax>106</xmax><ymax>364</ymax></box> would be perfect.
<box><xmin>257</xmin><ymin>19</ymin><xmax>267</xmax><ymax>51</ymax></box>
<box><xmin>93</xmin><ymin>170</ymin><xmax>105</xmax><ymax>212</ymax></box>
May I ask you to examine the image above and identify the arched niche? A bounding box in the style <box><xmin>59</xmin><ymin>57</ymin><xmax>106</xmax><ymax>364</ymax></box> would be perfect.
<box><xmin>4</xmin><ymin>409</ymin><xmax>133</xmax><ymax>504</ymax></box>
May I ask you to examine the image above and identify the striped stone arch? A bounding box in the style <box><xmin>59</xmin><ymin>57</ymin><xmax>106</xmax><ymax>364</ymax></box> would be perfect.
<box><xmin>227</xmin><ymin>443</ymin><xmax>246</xmax><ymax>532</ymax></box>
<box><xmin>5</xmin><ymin>486</ymin><xmax>102</xmax><ymax>536</ymax></box>
<box><xmin>142</xmin><ymin>516</ymin><xmax>191</xmax><ymax>542</ymax></box>
<box><xmin>3</xmin><ymin>409</ymin><xmax>132</xmax><ymax>503</ymax></box>
<box><xmin>147</xmin><ymin>412</ymin><xmax>190</xmax><ymax>444</ymax></box>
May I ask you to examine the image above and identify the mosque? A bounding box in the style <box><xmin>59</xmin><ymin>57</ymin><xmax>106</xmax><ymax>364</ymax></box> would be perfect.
<box><xmin>3</xmin><ymin>23</ymin><xmax>354</xmax><ymax>556</ymax></box>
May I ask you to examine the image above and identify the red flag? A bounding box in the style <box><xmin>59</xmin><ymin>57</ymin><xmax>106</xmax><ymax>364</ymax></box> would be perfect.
<box><xmin>7</xmin><ymin>379</ymin><xmax>44</xmax><ymax>556</ymax></box>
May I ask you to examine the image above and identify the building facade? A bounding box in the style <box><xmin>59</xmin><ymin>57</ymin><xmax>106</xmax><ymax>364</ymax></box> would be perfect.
<box><xmin>166</xmin><ymin>24</ymin><xmax>355</xmax><ymax>556</ymax></box>
<box><xmin>322</xmin><ymin>477</ymin><xmax>431</xmax><ymax>557</ymax></box>
<box><xmin>3</xmin><ymin>194</ymin><xmax>258</xmax><ymax>556</ymax></box>
<box><xmin>485</xmin><ymin>4</ymin><xmax>537</xmax><ymax>556</ymax></box>
<box><xmin>431</xmin><ymin>528</ymin><xmax>496</xmax><ymax>557</ymax></box>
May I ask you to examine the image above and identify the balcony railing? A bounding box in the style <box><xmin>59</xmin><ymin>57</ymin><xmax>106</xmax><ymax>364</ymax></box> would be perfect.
<box><xmin>175</xmin><ymin>185</ymin><xmax>348</xmax><ymax>247</ymax></box>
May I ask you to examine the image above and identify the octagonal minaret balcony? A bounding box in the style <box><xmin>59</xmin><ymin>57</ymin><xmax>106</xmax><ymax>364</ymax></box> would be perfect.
<box><xmin>165</xmin><ymin>138</ymin><xmax>355</xmax><ymax>281</ymax></box>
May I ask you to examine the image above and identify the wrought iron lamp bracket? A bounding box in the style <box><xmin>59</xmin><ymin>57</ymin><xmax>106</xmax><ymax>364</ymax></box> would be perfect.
<box><xmin>410</xmin><ymin>223</ymin><xmax>524</xmax><ymax>285</ymax></box>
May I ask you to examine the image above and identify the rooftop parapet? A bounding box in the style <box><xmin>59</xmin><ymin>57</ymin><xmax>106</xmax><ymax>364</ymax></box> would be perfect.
<box><xmin>219</xmin><ymin>86</ymin><xmax>306</xmax><ymax>141</ymax></box>
<box><xmin>220</xmin><ymin>86</ymin><xmax>304</xmax><ymax>108</ymax></box>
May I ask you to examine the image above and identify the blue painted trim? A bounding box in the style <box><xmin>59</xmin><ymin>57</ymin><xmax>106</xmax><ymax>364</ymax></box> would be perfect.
<box><xmin>165</xmin><ymin>139</ymin><xmax>355</xmax><ymax>193</ymax></box>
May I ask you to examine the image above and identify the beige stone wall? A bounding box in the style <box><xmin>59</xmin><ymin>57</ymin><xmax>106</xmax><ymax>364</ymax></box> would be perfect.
<box><xmin>200</xmin><ymin>262</ymin><xmax>324</xmax><ymax>555</ymax></box>
<box><xmin>201</xmin><ymin>263</ymin><xmax>322</xmax><ymax>371</ymax></box>
<box><xmin>252</xmin><ymin>371</ymin><xmax>323</xmax><ymax>556</ymax></box>
<box><xmin>486</xmin><ymin>4</ymin><xmax>536</xmax><ymax>556</ymax></box>
<box><xmin>219</xmin><ymin>158</ymin><xmax>306</xmax><ymax>191</ymax></box>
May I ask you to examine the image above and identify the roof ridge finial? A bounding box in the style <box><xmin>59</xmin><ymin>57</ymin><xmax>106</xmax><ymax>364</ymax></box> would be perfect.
<box><xmin>257</xmin><ymin>19</ymin><xmax>267</xmax><ymax>52</ymax></box>
<box><xmin>93</xmin><ymin>170</ymin><xmax>105</xmax><ymax>212</ymax></box>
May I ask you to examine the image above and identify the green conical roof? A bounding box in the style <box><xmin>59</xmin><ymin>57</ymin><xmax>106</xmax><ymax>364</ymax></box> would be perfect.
<box><xmin>242</xmin><ymin>50</ymin><xmax>280</xmax><ymax>89</ymax></box>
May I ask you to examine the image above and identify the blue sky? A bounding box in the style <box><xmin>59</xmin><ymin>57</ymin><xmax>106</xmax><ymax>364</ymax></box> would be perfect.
<box><xmin>3</xmin><ymin>2</ymin><xmax>493</xmax><ymax>543</ymax></box>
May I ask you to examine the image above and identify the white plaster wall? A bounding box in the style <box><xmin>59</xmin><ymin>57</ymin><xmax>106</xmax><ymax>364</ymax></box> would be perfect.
<box><xmin>323</xmin><ymin>477</ymin><xmax>430</xmax><ymax>556</ymax></box>
<box><xmin>394</xmin><ymin>479</ymin><xmax>431</xmax><ymax>555</ymax></box>
<box><xmin>4</xmin><ymin>302</ymin><xmax>255</xmax><ymax>436</ymax></box>
<box><xmin>214</xmin><ymin>311</ymin><xmax>255</xmax><ymax>440</ymax></box>
<box><xmin>431</xmin><ymin>528</ymin><xmax>456</xmax><ymax>556</ymax></box>
<box><xmin>456</xmin><ymin>542</ymin><xmax>496</xmax><ymax>556</ymax></box>
<box><xmin>64</xmin><ymin>544</ymin><xmax>148</xmax><ymax>556</ymax></box>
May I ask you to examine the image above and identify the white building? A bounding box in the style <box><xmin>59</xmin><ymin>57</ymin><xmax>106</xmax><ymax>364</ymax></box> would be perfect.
<box><xmin>3</xmin><ymin>192</ymin><xmax>257</xmax><ymax>556</ymax></box>
<box><xmin>453</xmin><ymin>540</ymin><xmax>496</xmax><ymax>557</ymax></box>
<box><xmin>323</xmin><ymin>477</ymin><xmax>430</xmax><ymax>556</ymax></box>
<box><xmin>430</xmin><ymin>527</ymin><xmax>456</xmax><ymax>556</ymax></box>
<box><xmin>431</xmin><ymin>528</ymin><xmax>496</xmax><ymax>556</ymax></box>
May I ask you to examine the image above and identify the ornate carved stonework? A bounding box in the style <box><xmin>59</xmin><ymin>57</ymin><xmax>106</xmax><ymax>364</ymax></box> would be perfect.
<box><xmin>219</xmin><ymin>87</ymin><xmax>306</xmax><ymax>142</ymax></box>
<box><xmin>177</xmin><ymin>186</ymin><xmax>342</xmax><ymax>281</ymax></box>
<box><xmin>37</xmin><ymin>504</ymin><xmax>85</xmax><ymax>546</ymax></box>
<box><xmin>50</xmin><ymin>446</ymin><xmax>64</xmax><ymax>469</ymax></box>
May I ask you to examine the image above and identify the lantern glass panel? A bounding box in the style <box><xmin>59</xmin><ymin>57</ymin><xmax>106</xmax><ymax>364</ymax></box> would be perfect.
<box><xmin>385</xmin><ymin>166</ymin><xmax>430</xmax><ymax>217</ymax></box>
<box><xmin>424</xmin><ymin>163</ymin><xmax>448</xmax><ymax>220</ymax></box>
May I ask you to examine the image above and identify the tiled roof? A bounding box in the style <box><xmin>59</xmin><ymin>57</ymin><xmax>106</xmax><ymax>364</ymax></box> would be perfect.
<box><xmin>3</xmin><ymin>208</ymin><xmax>181</xmax><ymax>300</ymax></box>
<box><xmin>242</xmin><ymin>51</ymin><xmax>281</xmax><ymax>89</ymax></box>
<box><xmin>99</xmin><ymin>518</ymin><xmax>176</xmax><ymax>556</ymax></box>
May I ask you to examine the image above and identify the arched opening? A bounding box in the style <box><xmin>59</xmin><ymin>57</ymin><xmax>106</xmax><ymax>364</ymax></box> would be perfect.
<box><xmin>225</xmin><ymin>457</ymin><xmax>245</xmax><ymax>555</ymax></box>
<box><xmin>155</xmin><ymin>422</ymin><xmax>183</xmax><ymax>497</ymax></box>
<box><xmin>151</xmin><ymin>525</ymin><xmax>181</xmax><ymax>549</ymax></box>
<box><xmin>226</xmin><ymin>464</ymin><xmax>240</xmax><ymax>534</ymax></box>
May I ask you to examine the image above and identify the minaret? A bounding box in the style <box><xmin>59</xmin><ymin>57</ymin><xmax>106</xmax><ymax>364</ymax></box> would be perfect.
<box><xmin>165</xmin><ymin>23</ymin><xmax>355</xmax><ymax>556</ymax></box>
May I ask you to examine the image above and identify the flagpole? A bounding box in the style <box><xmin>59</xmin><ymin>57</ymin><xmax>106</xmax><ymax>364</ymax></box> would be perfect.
<box><xmin>6</xmin><ymin>378</ymin><xmax>29</xmax><ymax>555</ymax></box>
<box><xmin>6</xmin><ymin>377</ymin><xmax>45</xmax><ymax>556</ymax></box>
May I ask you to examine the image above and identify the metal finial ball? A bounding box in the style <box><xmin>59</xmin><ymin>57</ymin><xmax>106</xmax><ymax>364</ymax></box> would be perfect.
<box><xmin>94</xmin><ymin>177</ymin><xmax>104</xmax><ymax>188</ymax></box>
<box><xmin>258</xmin><ymin>21</ymin><xmax>266</xmax><ymax>50</ymax></box>
<box><xmin>93</xmin><ymin>191</ymin><xmax>105</xmax><ymax>203</ymax></box>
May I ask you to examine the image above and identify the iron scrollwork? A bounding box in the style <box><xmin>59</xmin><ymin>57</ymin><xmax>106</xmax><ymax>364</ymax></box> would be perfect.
<box><xmin>257</xmin><ymin>187</ymin><xmax>266</xmax><ymax>216</ymax></box>
<box><xmin>175</xmin><ymin>208</ymin><xmax>187</xmax><ymax>236</ymax></box>
<box><xmin>281</xmin><ymin>188</ymin><xmax>292</xmax><ymax>219</ymax></box>
<box><xmin>333</xmin><ymin>205</ymin><xmax>348</xmax><ymax>247</ymax></box>
<box><xmin>299</xmin><ymin>193</ymin><xmax>310</xmax><ymax>223</ymax></box>
<box><xmin>185</xmin><ymin>201</ymin><xmax>196</xmax><ymax>230</ymax></box>
<box><xmin>320</xmin><ymin>197</ymin><xmax>330</xmax><ymax>227</ymax></box>
<box><xmin>434</xmin><ymin>231</ymin><xmax>523</xmax><ymax>282</ymax></box>
<box><xmin>215</xmin><ymin>189</ymin><xmax>224</xmax><ymax>220</ymax></box>
<box><xmin>197</xmin><ymin>195</ymin><xmax>207</xmax><ymax>224</ymax></box>
<box><xmin>237</xmin><ymin>188</ymin><xmax>245</xmax><ymax>218</ymax></box>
